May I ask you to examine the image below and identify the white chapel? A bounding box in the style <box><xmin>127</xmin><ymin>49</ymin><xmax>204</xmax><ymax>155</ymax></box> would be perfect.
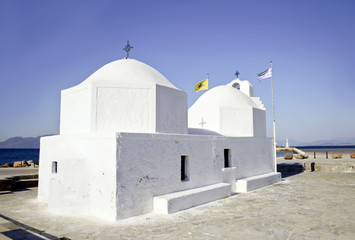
<box><xmin>38</xmin><ymin>57</ymin><xmax>281</xmax><ymax>221</ymax></box>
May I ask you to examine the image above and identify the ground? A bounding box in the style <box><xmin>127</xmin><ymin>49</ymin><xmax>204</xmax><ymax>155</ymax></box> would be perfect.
<box><xmin>0</xmin><ymin>171</ymin><xmax>354</xmax><ymax>239</ymax></box>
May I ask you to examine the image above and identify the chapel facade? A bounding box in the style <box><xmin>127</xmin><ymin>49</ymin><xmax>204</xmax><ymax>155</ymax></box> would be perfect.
<box><xmin>38</xmin><ymin>58</ymin><xmax>280</xmax><ymax>221</ymax></box>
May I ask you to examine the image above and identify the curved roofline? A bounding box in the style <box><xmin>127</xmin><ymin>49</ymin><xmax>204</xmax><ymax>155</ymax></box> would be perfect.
<box><xmin>79</xmin><ymin>58</ymin><xmax>178</xmax><ymax>89</ymax></box>
<box><xmin>190</xmin><ymin>85</ymin><xmax>258</xmax><ymax>109</ymax></box>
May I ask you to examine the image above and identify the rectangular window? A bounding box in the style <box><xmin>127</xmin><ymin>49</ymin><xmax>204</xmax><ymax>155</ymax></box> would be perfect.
<box><xmin>181</xmin><ymin>155</ymin><xmax>189</xmax><ymax>181</ymax></box>
<box><xmin>224</xmin><ymin>149</ymin><xmax>231</xmax><ymax>168</ymax></box>
<box><xmin>52</xmin><ymin>161</ymin><xmax>57</xmax><ymax>174</ymax></box>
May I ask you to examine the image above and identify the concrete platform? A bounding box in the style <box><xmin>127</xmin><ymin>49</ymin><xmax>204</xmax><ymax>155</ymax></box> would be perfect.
<box><xmin>0</xmin><ymin>168</ymin><xmax>38</xmax><ymax>180</ymax></box>
<box><xmin>0</xmin><ymin>168</ymin><xmax>39</xmax><ymax>191</ymax></box>
<box><xmin>235</xmin><ymin>172</ymin><xmax>281</xmax><ymax>192</ymax></box>
<box><xmin>154</xmin><ymin>183</ymin><xmax>231</xmax><ymax>214</ymax></box>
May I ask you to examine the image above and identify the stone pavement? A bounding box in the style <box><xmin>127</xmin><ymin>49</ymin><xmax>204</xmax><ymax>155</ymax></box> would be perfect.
<box><xmin>0</xmin><ymin>172</ymin><xmax>355</xmax><ymax>239</ymax></box>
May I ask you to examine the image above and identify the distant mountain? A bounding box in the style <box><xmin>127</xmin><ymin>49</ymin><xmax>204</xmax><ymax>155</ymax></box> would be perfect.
<box><xmin>279</xmin><ymin>137</ymin><xmax>355</xmax><ymax>147</ymax></box>
<box><xmin>0</xmin><ymin>136</ymin><xmax>47</xmax><ymax>149</ymax></box>
<box><xmin>308</xmin><ymin>137</ymin><xmax>355</xmax><ymax>146</ymax></box>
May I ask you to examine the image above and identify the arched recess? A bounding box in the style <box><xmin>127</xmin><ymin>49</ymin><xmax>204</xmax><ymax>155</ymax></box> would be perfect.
<box><xmin>228</xmin><ymin>80</ymin><xmax>241</xmax><ymax>89</ymax></box>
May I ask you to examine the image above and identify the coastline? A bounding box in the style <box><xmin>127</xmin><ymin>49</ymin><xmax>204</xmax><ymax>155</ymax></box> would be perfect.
<box><xmin>277</xmin><ymin>145</ymin><xmax>355</xmax><ymax>158</ymax></box>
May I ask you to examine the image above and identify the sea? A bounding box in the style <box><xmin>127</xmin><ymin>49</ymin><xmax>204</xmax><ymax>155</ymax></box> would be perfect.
<box><xmin>1</xmin><ymin>146</ymin><xmax>355</xmax><ymax>166</ymax></box>
<box><xmin>0</xmin><ymin>149</ymin><xmax>40</xmax><ymax>166</ymax></box>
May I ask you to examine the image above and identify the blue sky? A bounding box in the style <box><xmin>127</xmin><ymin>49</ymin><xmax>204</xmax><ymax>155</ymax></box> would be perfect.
<box><xmin>0</xmin><ymin>0</ymin><xmax>354</xmax><ymax>143</ymax></box>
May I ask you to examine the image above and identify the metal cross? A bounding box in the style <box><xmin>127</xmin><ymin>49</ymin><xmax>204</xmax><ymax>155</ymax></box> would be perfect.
<box><xmin>123</xmin><ymin>40</ymin><xmax>133</xmax><ymax>58</ymax></box>
<box><xmin>235</xmin><ymin>71</ymin><xmax>240</xmax><ymax>78</ymax></box>
<box><xmin>199</xmin><ymin>118</ymin><xmax>207</xmax><ymax>129</ymax></box>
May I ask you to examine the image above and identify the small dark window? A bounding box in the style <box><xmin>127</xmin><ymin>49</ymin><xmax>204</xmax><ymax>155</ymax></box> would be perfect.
<box><xmin>181</xmin><ymin>155</ymin><xmax>188</xmax><ymax>181</ymax></box>
<box><xmin>224</xmin><ymin>149</ymin><xmax>231</xmax><ymax>168</ymax></box>
<box><xmin>52</xmin><ymin>161</ymin><xmax>57</xmax><ymax>174</ymax></box>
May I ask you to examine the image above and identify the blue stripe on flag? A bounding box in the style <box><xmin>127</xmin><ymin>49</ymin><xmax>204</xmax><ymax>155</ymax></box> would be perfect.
<box><xmin>258</xmin><ymin>69</ymin><xmax>268</xmax><ymax>77</ymax></box>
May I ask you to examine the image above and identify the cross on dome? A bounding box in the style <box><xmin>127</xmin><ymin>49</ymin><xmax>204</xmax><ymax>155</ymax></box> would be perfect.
<box><xmin>123</xmin><ymin>40</ymin><xmax>133</xmax><ymax>58</ymax></box>
<box><xmin>199</xmin><ymin>118</ymin><xmax>207</xmax><ymax>129</ymax></box>
<box><xmin>235</xmin><ymin>71</ymin><xmax>240</xmax><ymax>78</ymax></box>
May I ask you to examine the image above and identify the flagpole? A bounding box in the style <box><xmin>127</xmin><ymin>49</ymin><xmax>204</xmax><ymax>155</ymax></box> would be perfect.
<box><xmin>270</xmin><ymin>61</ymin><xmax>277</xmax><ymax>172</ymax></box>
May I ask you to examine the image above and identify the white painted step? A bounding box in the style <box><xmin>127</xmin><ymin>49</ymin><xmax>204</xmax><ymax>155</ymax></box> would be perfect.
<box><xmin>235</xmin><ymin>172</ymin><xmax>281</xmax><ymax>193</ymax></box>
<box><xmin>154</xmin><ymin>183</ymin><xmax>231</xmax><ymax>214</ymax></box>
<box><xmin>251</xmin><ymin>97</ymin><xmax>265</xmax><ymax>110</ymax></box>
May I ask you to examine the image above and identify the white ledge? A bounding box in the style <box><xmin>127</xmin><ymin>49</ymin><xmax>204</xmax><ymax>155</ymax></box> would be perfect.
<box><xmin>222</xmin><ymin>167</ymin><xmax>237</xmax><ymax>173</ymax></box>
<box><xmin>235</xmin><ymin>172</ymin><xmax>281</xmax><ymax>193</ymax></box>
<box><xmin>153</xmin><ymin>183</ymin><xmax>231</xmax><ymax>214</ymax></box>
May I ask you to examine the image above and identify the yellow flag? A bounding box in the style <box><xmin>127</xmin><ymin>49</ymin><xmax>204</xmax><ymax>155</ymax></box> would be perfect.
<box><xmin>194</xmin><ymin>78</ymin><xmax>209</xmax><ymax>92</ymax></box>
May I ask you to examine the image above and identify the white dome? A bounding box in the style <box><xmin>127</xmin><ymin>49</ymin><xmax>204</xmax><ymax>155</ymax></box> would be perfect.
<box><xmin>81</xmin><ymin>58</ymin><xmax>177</xmax><ymax>89</ymax></box>
<box><xmin>193</xmin><ymin>85</ymin><xmax>258</xmax><ymax>109</ymax></box>
<box><xmin>188</xmin><ymin>83</ymin><xmax>266</xmax><ymax>137</ymax></box>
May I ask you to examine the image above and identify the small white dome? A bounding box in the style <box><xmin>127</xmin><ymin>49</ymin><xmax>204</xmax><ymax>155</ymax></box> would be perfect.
<box><xmin>193</xmin><ymin>85</ymin><xmax>258</xmax><ymax>109</ymax></box>
<box><xmin>188</xmin><ymin>83</ymin><xmax>266</xmax><ymax>137</ymax></box>
<box><xmin>81</xmin><ymin>58</ymin><xmax>177</xmax><ymax>89</ymax></box>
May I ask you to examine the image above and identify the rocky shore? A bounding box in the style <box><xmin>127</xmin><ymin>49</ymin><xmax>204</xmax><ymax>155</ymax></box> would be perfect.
<box><xmin>0</xmin><ymin>160</ymin><xmax>38</xmax><ymax>168</ymax></box>
<box><xmin>280</xmin><ymin>150</ymin><xmax>355</xmax><ymax>160</ymax></box>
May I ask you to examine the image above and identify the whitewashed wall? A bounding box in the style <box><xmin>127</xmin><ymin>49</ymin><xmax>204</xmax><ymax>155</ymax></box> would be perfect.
<box><xmin>220</xmin><ymin>107</ymin><xmax>253</xmax><ymax>136</ymax></box>
<box><xmin>38</xmin><ymin>133</ymin><xmax>118</xmax><ymax>220</ymax></box>
<box><xmin>96</xmin><ymin>86</ymin><xmax>153</xmax><ymax>132</ymax></box>
<box><xmin>156</xmin><ymin>85</ymin><xmax>188</xmax><ymax>134</ymax></box>
<box><xmin>253</xmin><ymin>108</ymin><xmax>267</xmax><ymax>137</ymax></box>
<box><xmin>60</xmin><ymin>82</ymin><xmax>187</xmax><ymax>135</ymax></box>
<box><xmin>39</xmin><ymin>132</ymin><xmax>273</xmax><ymax>221</ymax></box>
<box><xmin>115</xmin><ymin>132</ymin><xmax>273</xmax><ymax>219</ymax></box>
<box><xmin>60</xmin><ymin>85</ymin><xmax>92</xmax><ymax>134</ymax></box>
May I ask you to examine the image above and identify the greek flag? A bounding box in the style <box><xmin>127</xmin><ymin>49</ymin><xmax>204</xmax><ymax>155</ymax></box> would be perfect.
<box><xmin>258</xmin><ymin>67</ymin><xmax>272</xmax><ymax>80</ymax></box>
